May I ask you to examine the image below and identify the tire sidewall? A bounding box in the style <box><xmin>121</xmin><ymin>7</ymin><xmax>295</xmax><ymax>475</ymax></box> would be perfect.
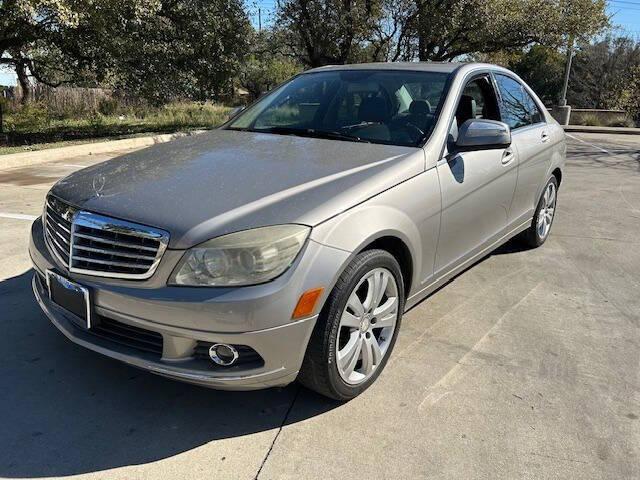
<box><xmin>324</xmin><ymin>250</ymin><xmax>405</xmax><ymax>400</ymax></box>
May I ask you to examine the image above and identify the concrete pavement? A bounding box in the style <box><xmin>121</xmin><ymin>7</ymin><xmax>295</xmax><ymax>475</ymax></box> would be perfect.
<box><xmin>0</xmin><ymin>130</ymin><xmax>205</xmax><ymax>171</ymax></box>
<box><xmin>0</xmin><ymin>133</ymin><xmax>638</xmax><ymax>479</ymax></box>
<box><xmin>564</xmin><ymin>124</ymin><xmax>640</xmax><ymax>135</ymax></box>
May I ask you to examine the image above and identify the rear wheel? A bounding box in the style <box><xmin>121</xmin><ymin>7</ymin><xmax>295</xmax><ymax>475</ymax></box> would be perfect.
<box><xmin>298</xmin><ymin>249</ymin><xmax>404</xmax><ymax>401</ymax></box>
<box><xmin>522</xmin><ymin>176</ymin><xmax>558</xmax><ymax>248</ymax></box>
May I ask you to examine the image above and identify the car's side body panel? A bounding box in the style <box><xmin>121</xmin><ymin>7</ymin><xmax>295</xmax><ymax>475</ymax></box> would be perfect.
<box><xmin>508</xmin><ymin>124</ymin><xmax>556</xmax><ymax>226</ymax></box>
<box><xmin>434</xmin><ymin>147</ymin><xmax>518</xmax><ymax>275</ymax></box>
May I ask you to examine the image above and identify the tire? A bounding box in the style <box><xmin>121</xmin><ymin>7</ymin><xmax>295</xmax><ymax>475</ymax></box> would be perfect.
<box><xmin>522</xmin><ymin>176</ymin><xmax>559</xmax><ymax>248</ymax></box>
<box><xmin>298</xmin><ymin>249</ymin><xmax>405</xmax><ymax>401</ymax></box>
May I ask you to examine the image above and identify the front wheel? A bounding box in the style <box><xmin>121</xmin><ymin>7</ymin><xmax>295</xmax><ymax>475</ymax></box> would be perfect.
<box><xmin>522</xmin><ymin>176</ymin><xmax>558</xmax><ymax>248</ymax></box>
<box><xmin>298</xmin><ymin>249</ymin><xmax>405</xmax><ymax>401</ymax></box>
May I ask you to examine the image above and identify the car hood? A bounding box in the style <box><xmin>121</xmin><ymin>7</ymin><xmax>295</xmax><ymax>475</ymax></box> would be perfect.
<box><xmin>51</xmin><ymin>130</ymin><xmax>423</xmax><ymax>249</ymax></box>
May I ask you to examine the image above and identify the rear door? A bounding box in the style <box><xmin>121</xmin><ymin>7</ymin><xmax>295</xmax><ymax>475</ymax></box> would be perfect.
<box><xmin>493</xmin><ymin>73</ymin><xmax>552</xmax><ymax>227</ymax></box>
<box><xmin>434</xmin><ymin>73</ymin><xmax>518</xmax><ymax>274</ymax></box>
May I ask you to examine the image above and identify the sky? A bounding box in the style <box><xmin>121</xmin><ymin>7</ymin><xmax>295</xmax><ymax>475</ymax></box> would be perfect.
<box><xmin>2</xmin><ymin>0</ymin><xmax>640</xmax><ymax>87</ymax></box>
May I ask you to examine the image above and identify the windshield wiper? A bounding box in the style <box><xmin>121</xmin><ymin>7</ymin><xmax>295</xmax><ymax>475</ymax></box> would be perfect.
<box><xmin>253</xmin><ymin>126</ymin><xmax>371</xmax><ymax>143</ymax></box>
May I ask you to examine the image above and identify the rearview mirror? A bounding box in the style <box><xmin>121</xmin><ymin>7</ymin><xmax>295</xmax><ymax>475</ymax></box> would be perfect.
<box><xmin>455</xmin><ymin>119</ymin><xmax>511</xmax><ymax>151</ymax></box>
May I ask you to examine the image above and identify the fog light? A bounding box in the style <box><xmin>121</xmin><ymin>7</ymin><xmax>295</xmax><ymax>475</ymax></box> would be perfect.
<box><xmin>209</xmin><ymin>343</ymin><xmax>239</xmax><ymax>366</ymax></box>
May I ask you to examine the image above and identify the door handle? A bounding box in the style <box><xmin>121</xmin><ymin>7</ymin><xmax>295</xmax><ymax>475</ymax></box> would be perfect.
<box><xmin>501</xmin><ymin>148</ymin><xmax>515</xmax><ymax>165</ymax></box>
<box><xmin>541</xmin><ymin>131</ymin><xmax>550</xmax><ymax>143</ymax></box>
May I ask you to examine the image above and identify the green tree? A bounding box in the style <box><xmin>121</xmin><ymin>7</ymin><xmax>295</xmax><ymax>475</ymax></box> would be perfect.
<box><xmin>0</xmin><ymin>0</ymin><xmax>251</xmax><ymax>103</ymax></box>
<box><xmin>274</xmin><ymin>0</ymin><xmax>383</xmax><ymax>67</ymax></box>
<box><xmin>568</xmin><ymin>36</ymin><xmax>640</xmax><ymax>108</ymax></box>
<box><xmin>0</xmin><ymin>0</ymin><xmax>162</xmax><ymax>102</ymax></box>
<box><xmin>275</xmin><ymin>0</ymin><xmax>608</xmax><ymax>66</ymax></box>
<box><xmin>609</xmin><ymin>65</ymin><xmax>640</xmax><ymax>123</ymax></box>
<box><xmin>392</xmin><ymin>0</ymin><xmax>608</xmax><ymax>61</ymax></box>
<box><xmin>95</xmin><ymin>0</ymin><xmax>252</xmax><ymax>102</ymax></box>
<box><xmin>510</xmin><ymin>46</ymin><xmax>565</xmax><ymax>104</ymax></box>
<box><xmin>238</xmin><ymin>32</ymin><xmax>302</xmax><ymax>100</ymax></box>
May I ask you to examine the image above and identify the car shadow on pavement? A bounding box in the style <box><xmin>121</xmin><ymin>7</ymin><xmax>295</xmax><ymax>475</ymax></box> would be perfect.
<box><xmin>0</xmin><ymin>270</ymin><xmax>340</xmax><ymax>478</ymax></box>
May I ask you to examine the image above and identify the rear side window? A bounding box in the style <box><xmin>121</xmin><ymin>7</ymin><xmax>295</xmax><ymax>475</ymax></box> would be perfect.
<box><xmin>524</xmin><ymin>90</ymin><xmax>545</xmax><ymax>124</ymax></box>
<box><xmin>494</xmin><ymin>74</ymin><xmax>544</xmax><ymax>129</ymax></box>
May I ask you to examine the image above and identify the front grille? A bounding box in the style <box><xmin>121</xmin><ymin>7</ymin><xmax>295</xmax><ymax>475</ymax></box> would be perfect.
<box><xmin>44</xmin><ymin>196</ymin><xmax>169</xmax><ymax>279</ymax></box>
<box><xmin>44</xmin><ymin>196</ymin><xmax>73</xmax><ymax>266</ymax></box>
<box><xmin>90</xmin><ymin>316</ymin><xmax>164</xmax><ymax>356</ymax></box>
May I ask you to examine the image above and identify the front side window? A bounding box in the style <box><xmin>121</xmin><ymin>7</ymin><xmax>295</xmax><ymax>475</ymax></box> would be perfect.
<box><xmin>448</xmin><ymin>75</ymin><xmax>501</xmax><ymax>144</ymax></box>
<box><xmin>228</xmin><ymin>70</ymin><xmax>450</xmax><ymax>147</ymax></box>
<box><xmin>494</xmin><ymin>74</ymin><xmax>544</xmax><ymax>129</ymax></box>
<box><xmin>455</xmin><ymin>76</ymin><xmax>501</xmax><ymax>127</ymax></box>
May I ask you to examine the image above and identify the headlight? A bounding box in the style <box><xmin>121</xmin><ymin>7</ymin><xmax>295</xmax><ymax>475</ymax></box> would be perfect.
<box><xmin>170</xmin><ymin>225</ymin><xmax>310</xmax><ymax>286</ymax></box>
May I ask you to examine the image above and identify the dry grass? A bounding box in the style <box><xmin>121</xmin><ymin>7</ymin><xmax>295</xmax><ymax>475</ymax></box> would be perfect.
<box><xmin>1</xmin><ymin>99</ymin><xmax>231</xmax><ymax>146</ymax></box>
<box><xmin>9</xmin><ymin>85</ymin><xmax>113</xmax><ymax>118</ymax></box>
<box><xmin>569</xmin><ymin>111</ymin><xmax>637</xmax><ymax>128</ymax></box>
<box><xmin>572</xmin><ymin>113</ymin><xmax>603</xmax><ymax>127</ymax></box>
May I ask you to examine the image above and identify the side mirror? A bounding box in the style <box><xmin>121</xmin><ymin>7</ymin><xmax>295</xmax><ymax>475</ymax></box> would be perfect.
<box><xmin>455</xmin><ymin>119</ymin><xmax>511</xmax><ymax>151</ymax></box>
<box><xmin>228</xmin><ymin>106</ymin><xmax>245</xmax><ymax>119</ymax></box>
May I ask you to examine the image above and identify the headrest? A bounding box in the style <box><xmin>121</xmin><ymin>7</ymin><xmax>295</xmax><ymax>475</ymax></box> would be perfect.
<box><xmin>409</xmin><ymin>100</ymin><xmax>431</xmax><ymax>115</ymax></box>
<box><xmin>358</xmin><ymin>97</ymin><xmax>389</xmax><ymax>123</ymax></box>
<box><xmin>456</xmin><ymin>95</ymin><xmax>477</xmax><ymax>125</ymax></box>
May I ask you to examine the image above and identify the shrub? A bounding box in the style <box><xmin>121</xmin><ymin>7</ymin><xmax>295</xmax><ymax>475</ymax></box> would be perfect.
<box><xmin>573</xmin><ymin>113</ymin><xmax>602</xmax><ymax>127</ymax></box>
<box><xmin>97</xmin><ymin>97</ymin><xmax>120</xmax><ymax>116</ymax></box>
<box><xmin>606</xmin><ymin>117</ymin><xmax>636</xmax><ymax>128</ymax></box>
<box><xmin>5</xmin><ymin>103</ymin><xmax>51</xmax><ymax>132</ymax></box>
<box><xmin>149</xmin><ymin>102</ymin><xmax>231</xmax><ymax>128</ymax></box>
<box><xmin>610</xmin><ymin>66</ymin><xmax>640</xmax><ymax>124</ymax></box>
<box><xmin>3</xmin><ymin>98</ymin><xmax>231</xmax><ymax>146</ymax></box>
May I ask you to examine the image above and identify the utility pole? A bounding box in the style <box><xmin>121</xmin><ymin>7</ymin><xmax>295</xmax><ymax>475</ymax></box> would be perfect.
<box><xmin>258</xmin><ymin>8</ymin><xmax>262</xmax><ymax>32</ymax></box>
<box><xmin>555</xmin><ymin>35</ymin><xmax>575</xmax><ymax>125</ymax></box>
<box><xmin>559</xmin><ymin>35</ymin><xmax>575</xmax><ymax>107</ymax></box>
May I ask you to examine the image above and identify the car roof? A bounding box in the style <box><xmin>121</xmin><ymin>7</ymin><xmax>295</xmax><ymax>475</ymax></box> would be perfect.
<box><xmin>304</xmin><ymin>62</ymin><xmax>470</xmax><ymax>74</ymax></box>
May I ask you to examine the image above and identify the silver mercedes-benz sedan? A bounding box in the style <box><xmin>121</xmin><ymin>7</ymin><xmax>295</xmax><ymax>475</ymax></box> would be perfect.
<box><xmin>29</xmin><ymin>62</ymin><xmax>565</xmax><ymax>400</ymax></box>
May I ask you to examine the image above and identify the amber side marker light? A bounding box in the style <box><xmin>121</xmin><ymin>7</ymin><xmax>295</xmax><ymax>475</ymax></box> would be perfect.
<box><xmin>292</xmin><ymin>287</ymin><xmax>324</xmax><ymax>319</ymax></box>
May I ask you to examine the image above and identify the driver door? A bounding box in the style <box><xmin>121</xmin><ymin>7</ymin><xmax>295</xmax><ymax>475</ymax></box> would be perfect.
<box><xmin>434</xmin><ymin>74</ymin><xmax>518</xmax><ymax>274</ymax></box>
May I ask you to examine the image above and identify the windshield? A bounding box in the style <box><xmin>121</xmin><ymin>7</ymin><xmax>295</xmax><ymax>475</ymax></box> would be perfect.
<box><xmin>227</xmin><ymin>70</ymin><xmax>450</xmax><ymax>147</ymax></box>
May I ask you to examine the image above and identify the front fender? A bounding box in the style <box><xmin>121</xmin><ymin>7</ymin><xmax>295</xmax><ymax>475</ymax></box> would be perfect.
<box><xmin>310</xmin><ymin>169</ymin><xmax>442</xmax><ymax>297</ymax></box>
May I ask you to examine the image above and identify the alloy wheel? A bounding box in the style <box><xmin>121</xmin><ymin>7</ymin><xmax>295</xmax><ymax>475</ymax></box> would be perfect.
<box><xmin>537</xmin><ymin>182</ymin><xmax>557</xmax><ymax>240</ymax></box>
<box><xmin>336</xmin><ymin>268</ymin><xmax>399</xmax><ymax>385</ymax></box>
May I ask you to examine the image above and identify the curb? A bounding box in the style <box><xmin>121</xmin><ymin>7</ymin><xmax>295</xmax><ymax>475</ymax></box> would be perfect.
<box><xmin>563</xmin><ymin>125</ymin><xmax>640</xmax><ymax>135</ymax></box>
<box><xmin>0</xmin><ymin>130</ymin><xmax>206</xmax><ymax>170</ymax></box>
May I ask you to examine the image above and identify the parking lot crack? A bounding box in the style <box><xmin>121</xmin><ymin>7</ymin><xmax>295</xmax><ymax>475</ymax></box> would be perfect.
<box><xmin>254</xmin><ymin>385</ymin><xmax>301</xmax><ymax>480</ymax></box>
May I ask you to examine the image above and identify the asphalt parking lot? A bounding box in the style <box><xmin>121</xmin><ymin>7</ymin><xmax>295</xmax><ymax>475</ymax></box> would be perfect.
<box><xmin>0</xmin><ymin>133</ymin><xmax>638</xmax><ymax>480</ymax></box>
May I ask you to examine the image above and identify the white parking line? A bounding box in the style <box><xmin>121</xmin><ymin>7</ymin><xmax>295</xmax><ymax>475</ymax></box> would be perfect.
<box><xmin>0</xmin><ymin>212</ymin><xmax>38</xmax><ymax>221</ymax></box>
<box><xmin>566</xmin><ymin>133</ymin><xmax>611</xmax><ymax>154</ymax></box>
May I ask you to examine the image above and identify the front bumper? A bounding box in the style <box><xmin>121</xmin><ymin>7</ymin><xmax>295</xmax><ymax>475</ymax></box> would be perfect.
<box><xmin>29</xmin><ymin>218</ymin><xmax>350</xmax><ymax>390</ymax></box>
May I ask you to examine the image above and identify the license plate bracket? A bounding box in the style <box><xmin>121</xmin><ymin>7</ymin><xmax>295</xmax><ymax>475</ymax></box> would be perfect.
<box><xmin>46</xmin><ymin>270</ymin><xmax>92</xmax><ymax>329</ymax></box>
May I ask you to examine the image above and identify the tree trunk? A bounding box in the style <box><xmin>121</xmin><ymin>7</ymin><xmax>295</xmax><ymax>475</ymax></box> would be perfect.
<box><xmin>417</xmin><ymin>10</ymin><xmax>426</xmax><ymax>61</ymax></box>
<box><xmin>15</xmin><ymin>61</ymin><xmax>31</xmax><ymax>105</ymax></box>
